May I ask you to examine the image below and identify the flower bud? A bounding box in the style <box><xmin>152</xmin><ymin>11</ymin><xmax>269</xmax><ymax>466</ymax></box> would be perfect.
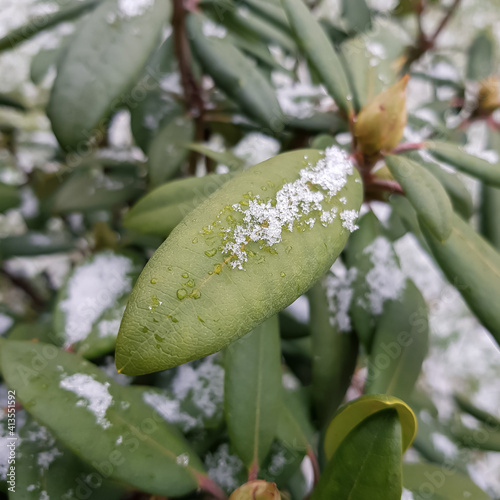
<box><xmin>477</xmin><ymin>76</ymin><xmax>500</xmax><ymax>114</ymax></box>
<box><xmin>354</xmin><ymin>75</ymin><xmax>409</xmax><ymax>157</ymax></box>
<box><xmin>229</xmin><ymin>480</ymin><xmax>281</xmax><ymax>500</ymax></box>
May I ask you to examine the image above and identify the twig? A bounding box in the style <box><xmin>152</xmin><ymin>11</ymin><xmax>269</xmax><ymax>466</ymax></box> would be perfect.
<box><xmin>429</xmin><ymin>0</ymin><xmax>461</xmax><ymax>44</ymax></box>
<box><xmin>172</xmin><ymin>0</ymin><xmax>205</xmax><ymax>175</ymax></box>
<box><xmin>0</xmin><ymin>267</ymin><xmax>46</xmax><ymax>310</ymax></box>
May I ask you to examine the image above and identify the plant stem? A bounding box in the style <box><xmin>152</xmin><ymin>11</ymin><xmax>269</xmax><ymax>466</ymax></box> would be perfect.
<box><xmin>197</xmin><ymin>474</ymin><xmax>228</xmax><ymax>500</ymax></box>
<box><xmin>429</xmin><ymin>0</ymin><xmax>461</xmax><ymax>44</ymax></box>
<box><xmin>0</xmin><ymin>267</ymin><xmax>46</xmax><ymax>310</ymax></box>
<box><xmin>390</xmin><ymin>142</ymin><xmax>425</xmax><ymax>154</ymax></box>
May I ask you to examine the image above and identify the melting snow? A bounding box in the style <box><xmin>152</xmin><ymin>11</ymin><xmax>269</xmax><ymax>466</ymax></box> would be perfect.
<box><xmin>401</xmin><ymin>489</ymin><xmax>415</xmax><ymax>500</ymax></box>
<box><xmin>221</xmin><ymin>147</ymin><xmax>357</xmax><ymax>269</ymax></box>
<box><xmin>202</xmin><ymin>19</ymin><xmax>227</xmax><ymax>39</ymax></box>
<box><xmin>60</xmin><ymin>374</ymin><xmax>113</xmax><ymax>429</ymax></box>
<box><xmin>0</xmin><ymin>313</ymin><xmax>13</xmax><ymax>335</ymax></box>
<box><xmin>232</xmin><ymin>133</ymin><xmax>280</xmax><ymax>167</ymax></box>
<box><xmin>59</xmin><ymin>253</ymin><xmax>133</xmax><ymax>347</ymax></box>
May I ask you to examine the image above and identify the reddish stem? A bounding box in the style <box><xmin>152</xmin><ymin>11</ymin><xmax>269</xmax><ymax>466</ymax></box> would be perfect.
<box><xmin>248</xmin><ymin>462</ymin><xmax>259</xmax><ymax>482</ymax></box>
<box><xmin>197</xmin><ymin>474</ymin><xmax>228</xmax><ymax>500</ymax></box>
<box><xmin>307</xmin><ymin>448</ymin><xmax>320</xmax><ymax>486</ymax></box>
<box><xmin>371</xmin><ymin>179</ymin><xmax>405</xmax><ymax>196</ymax></box>
<box><xmin>389</xmin><ymin>142</ymin><xmax>425</xmax><ymax>154</ymax></box>
<box><xmin>429</xmin><ymin>0</ymin><xmax>461</xmax><ymax>44</ymax></box>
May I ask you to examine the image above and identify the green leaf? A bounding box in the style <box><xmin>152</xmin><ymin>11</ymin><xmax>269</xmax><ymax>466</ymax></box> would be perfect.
<box><xmin>312</xmin><ymin>409</ymin><xmax>403</xmax><ymax>500</ymax></box>
<box><xmin>116</xmin><ymin>148</ymin><xmax>362</xmax><ymax>374</ymax></box>
<box><xmin>187</xmin><ymin>13</ymin><xmax>284</xmax><ymax>130</ymax></box>
<box><xmin>405</xmin><ymin>151</ymin><xmax>474</xmax><ymax>219</ymax></box>
<box><xmin>281</xmin><ymin>0</ymin><xmax>353</xmax><ymax>116</ymax></box>
<box><xmin>386</xmin><ymin>154</ymin><xmax>453</xmax><ymax>240</ymax></box>
<box><xmin>52</xmin><ymin>167</ymin><xmax>144</xmax><ymax>213</ymax></box>
<box><xmin>242</xmin><ymin>0</ymin><xmax>290</xmax><ymax>31</ymax></box>
<box><xmin>454</xmin><ymin>393</ymin><xmax>500</xmax><ymax>428</ymax></box>
<box><xmin>0</xmin><ymin>183</ymin><xmax>20</xmax><ymax>213</ymax></box>
<box><xmin>467</xmin><ymin>30</ymin><xmax>496</xmax><ymax>81</ymax></box>
<box><xmin>53</xmin><ymin>251</ymin><xmax>142</xmax><ymax>356</ymax></box>
<box><xmin>123</xmin><ymin>173</ymin><xmax>234</xmax><ymax>237</ymax></box>
<box><xmin>308</xmin><ymin>279</ymin><xmax>358</xmax><ymax>423</ymax></box>
<box><xmin>30</xmin><ymin>47</ymin><xmax>62</xmax><ymax>85</ymax></box>
<box><xmin>48</xmin><ymin>0</ymin><xmax>170</xmax><ymax>149</ymax></box>
<box><xmin>323</xmin><ymin>394</ymin><xmax>417</xmax><ymax>460</ymax></box>
<box><xmin>0</xmin><ymin>232</ymin><xmax>74</xmax><ymax>259</ymax></box>
<box><xmin>365</xmin><ymin>280</ymin><xmax>429</xmax><ymax>398</ymax></box>
<box><xmin>0</xmin><ymin>340</ymin><xmax>213</xmax><ymax>498</ymax></box>
<box><xmin>0</xmin><ymin>0</ymin><xmax>102</xmax><ymax>52</ymax></box>
<box><xmin>403</xmin><ymin>463</ymin><xmax>492</xmax><ymax>500</ymax></box>
<box><xmin>225</xmin><ymin>316</ymin><xmax>282</xmax><ymax>471</ymax></box>
<box><xmin>425</xmin><ymin>141</ymin><xmax>500</xmax><ymax>187</ymax></box>
<box><xmin>341</xmin><ymin>0</ymin><xmax>371</xmax><ymax>34</ymax></box>
<box><xmin>15</xmin><ymin>415</ymin><xmax>125</xmax><ymax>500</ymax></box>
<box><xmin>420</xmin><ymin>212</ymin><xmax>500</xmax><ymax>347</ymax></box>
<box><xmin>148</xmin><ymin>115</ymin><xmax>195</xmax><ymax>186</ymax></box>
<box><xmin>480</xmin><ymin>183</ymin><xmax>500</xmax><ymax>250</ymax></box>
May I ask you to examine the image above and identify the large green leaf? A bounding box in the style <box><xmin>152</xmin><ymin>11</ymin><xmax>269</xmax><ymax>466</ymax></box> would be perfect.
<box><xmin>365</xmin><ymin>280</ymin><xmax>429</xmax><ymax>398</ymax></box>
<box><xmin>0</xmin><ymin>232</ymin><xmax>74</xmax><ymax>259</ymax></box>
<box><xmin>187</xmin><ymin>13</ymin><xmax>284</xmax><ymax>130</ymax></box>
<box><xmin>386</xmin><ymin>154</ymin><xmax>453</xmax><ymax>240</ymax></box>
<box><xmin>0</xmin><ymin>0</ymin><xmax>102</xmax><ymax>52</ymax></box>
<box><xmin>425</xmin><ymin>141</ymin><xmax>500</xmax><ymax>187</ymax></box>
<box><xmin>148</xmin><ymin>115</ymin><xmax>195</xmax><ymax>187</ymax></box>
<box><xmin>403</xmin><ymin>463</ymin><xmax>492</xmax><ymax>500</ymax></box>
<box><xmin>48</xmin><ymin>0</ymin><xmax>170</xmax><ymax>149</ymax></box>
<box><xmin>312</xmin><ymin>409</ymin><xmax>403</xmax><ymax>500</ymax></box>
<box><xmin>116</xmin><ymin>148</ymin><xmax>362</xmax><ymax>374</ymax></box>
<box><xmin>281</xmin><ymin>0</ymin><xmax>353</xmax><ymax>116</ymax></box>
<box><xmin>53</xmin><ymin>251</ymin><xmax>142</xmax><ymax>356</ymax></box>
<box><xmin>123</xmin><ymin>173</ymin><xmax>234</xmax><ymax>237</ymax></box>
<box><xmin>467</xmin><ymin>30</ymin><xmax>496</xmax><ymax>81</ymax></box>
<box><xmin>308</xmin><ymin>279</ymin><xmax>358</xmax><ymax>424</ymax></box>
<box><xmin>15</xmin><ymin>415</ymin><xmax>124</xmax><ymax>500</ymax></box>
<box><xmin>224</xmin><ymin>316</ymin><xmax>282</xmax><ymax>471</ymax></box>
<box><xmin>420</xmin><ymin>213</ymin><xmax>500</xmax><ymax>347</ymax></box>
<box><xmin>117</xmin><ymin>148</ymin><xmax>362</xmax><ymax>374</ymax></box>
<box><xmin>0</xmin><ymin>340</ymin><xmax>217</xmax><ymax>498</ymax></box>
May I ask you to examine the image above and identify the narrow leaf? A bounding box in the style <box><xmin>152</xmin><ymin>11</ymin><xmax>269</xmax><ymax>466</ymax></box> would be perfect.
<box><xmin>386</xmin><ymin>154</ymin><xmax>453</xmax><ymax>240</ymax></box>
<box><xmin>425</xmin><ymin>140</ymin><xmax>500</xmax><ymax>187</ymax></box>
<box><xmin>225</xmin><ymin>316</ymin><xmax>282</xmax><ymax>471</ymax></box>
<box><xmin>148</xmin><ymin>115</ymin><xmax>195</xmax><ymax>186</ymax></box>
<box><xmin>48</xmin><ymin>0</ymin><xmax>170</xmax><ymax>149</ymax></box>
<box><xmin>0</xmin><ymin>232</ymin><xmax>74</xmax><ymax>259</ymax></box>
<box><xmin>365</xmin><ymin>280</ymin><xmax>429</xmax><ymax>399</ymax></box>
<box><xmin>281</xmin><ymin>0</ymin><xmax>353</xmax><ymax>115</ymax></box>
<box><xmin>308</xmin><ymin>279</ymin><xmax>358</xmax><ymax>424</ymax></box>
<box><xmin>187</xmin><ymin>143</ymin><xmax>246</xmax><ymax>171</ymax></box>
<box><xmin>0</xmin><ymin>340</ymin><xmax>211</xmax><ymax>498</ymax></box>
<box><xmin>342</xmin><ymin>0</ymin><xmax>371</xmax><ymax>34</ymax></box>
<box><xmin>480</xmin><ymin>183</ymin><xmax>500</xmax><ymax>250</ymax></box>
<box><xmin>187</xmin><ymin>13</ymin><xmax>284</xmax><ymax>130</ymax></box>
<box><xmin>467</xmin><ymin>31</ymin><xmax>496</xmax><ymax>81</ymax></box>
<box><xmin>123</xmin><ymin>173</ymin><xmax>234</xmax><ymax>237</ymax></box>
<box><xmin>420</xmin><ymin>212</ymin><xmax>500</xmax><ymax>347</ymax></box>
<box><xmin>312</xmin><ymin>409</ymin><xmax>403</xmax><ymax>500</ymax></box>
<box><xmin>116</xmin><ymin>148</ymin><xmax>362</xmax><ymax>374</ymax></box>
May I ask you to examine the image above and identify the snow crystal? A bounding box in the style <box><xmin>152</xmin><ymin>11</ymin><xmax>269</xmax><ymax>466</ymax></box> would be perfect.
<box><xmin>37</xmin><ymin>448</ymin><xmax>63</xmax><ymax>470</ymax></box>
<box><xmin>60</xmin><ymin>374</ymin><xmax>113</xmax><ymax>429</ymax></box>
<box><xmin>340</xmin><ymin>210</ymin><xmax>360</xmax><ymax>232</ymax></box>
<box><xmin>176</xmin><ymin>453</ymin><xmax>190</xmax><ymax>467</ymax></box>
<box><xmin>39</xmin><ymin>491</ymin><xmax>49</xmax><ymax>500</ymax></box>
<box><xmin>59</xmin><ymin>253</ymin><xmax>133</xmax><ymax>347</ymax></box>
<box><xmin>221</xmin><ymin>147</ymin><xmax>356</xmax><ymax>269</ymax></box>
<box><xmin>202</xmin><ymin>19</ymin><xmax>227</xmax><ymax>39</ymax></box>
<box><xmin>363</xmin><ymin>237</ymin><xmax>406</xmax><ymax>315</ymax></box>
<box><xmin>323</xmin><ymin>259</ymin><xmax>357</xmax><ymax>332</ymax></box>
<box><xmin>117</xmin><ymin>0</ymin><xmax>154</xmax><ymax>18</ymax></box>
<box><xmin>268</xmin><ymin>447</ymin><xmax>288</xmax><ymax>476</ymax></box>
<box><xmin>205</xmin><ymin>443</ymin><xmax>244</xmax><ymax>493</ymax></box>
<box><xmin>0</xmin><ymin>313</ymin><xmax>13</xmax><ymax>335</ymax></box>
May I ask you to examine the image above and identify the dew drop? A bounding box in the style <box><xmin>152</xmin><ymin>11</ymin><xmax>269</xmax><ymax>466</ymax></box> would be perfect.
<box><xmin>181</xmin><ymin>273</ymin><xmax>189</xmax><ymax>278</ymax></box>
<box><xmin>177</xmin><ymin>289</ymin><xmax>188</xmax><ymax>300</ymax></box>
<box><xmin>198</xmin><ymin>316</ymin><xmax>205</xmax><ymax>323</ymax></box>
<box><xmin>280</xmin><ymin>272</ymin><xmax>286</xmax><ymax>278</ymax></box>
<box><xmin>214</xmin><ymin>264</ymin><xmax>222</xmax><ymax>274</ymax></box>
<box><xmin>186</xmin><ymin>279</ymin><xmax>195</xmax><ymax>288</ymax></box>
<box><xmin>192</xmin><ymin>237</ymin><xmax>198</xmax><ymax>244</ymax></box>
<box><xmin>142</xmin><ymin>326</ymin><xmax>149</xmax><ymax>333</ymax></box>
<box><xmin>151</xmin><ymin>295</ymin><xmax>160</xmax><ymax>306</ymax></box>
<box><xmin>150</xmin><ymin>278</ymin><xmax>157</xmax><ymax>284</ymax></box>
<box><xmin>190</xmin><ymin>289</ymin><xmax>201</xmax><ymax>299</ymax></box>
<box><xmin>205</xmin><ymin>248</ymin><xmax>217</xmax><ymax>257</ymax></box>
<box><xmin>172</xmin><ymin>317</ymin><xmax>179</xmax><ymax>323</ymax></box>
<box><xmin>154</xmin><ymin>334</ymin><xmax>165</xmax><ymax>343</ymax></box>
<box><xmin>257</xmin><ymin>256</ymin><xmax>265</xmax><ymax>264</ymax></box>
<box><xmin>286</xmin><ymin>246</ymin><xmax>292</xmax><ymax>254</ymax></box>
